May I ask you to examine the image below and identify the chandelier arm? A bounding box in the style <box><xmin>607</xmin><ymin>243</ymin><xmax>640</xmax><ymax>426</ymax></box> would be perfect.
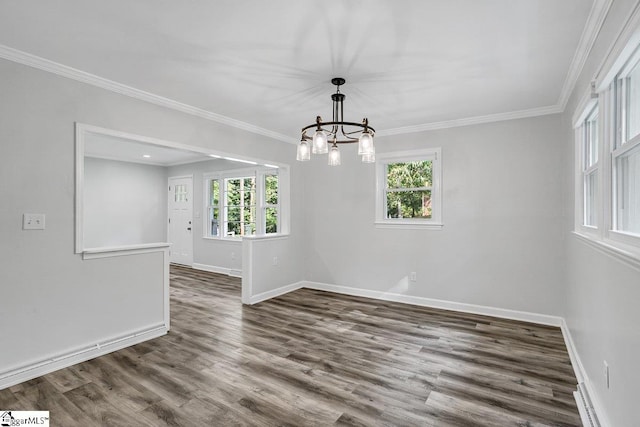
<box><xmin>331</xmin><ymin>139</ymin><xmax>359</xmax><ymax>144</ymax></box>
<box><xmin>299</xmin><ymin>77</ymin><xmax>375</xmax><ymax>149</ymax></box>
<box><xmin>342</xmin><ymin>129</ymin><xmax>374</xmax><ymax>136</ymax></box>
<box><xmin>302</xmin><ymin>121</ymin><xmax>375</xmax><ymax>133</ymax></box>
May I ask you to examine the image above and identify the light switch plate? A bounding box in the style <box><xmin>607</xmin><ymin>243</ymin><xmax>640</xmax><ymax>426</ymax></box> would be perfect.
<box><xmin>23</xmin><ymin>213</ymin><xmax>46</xmax><ymax>230</ymax></box>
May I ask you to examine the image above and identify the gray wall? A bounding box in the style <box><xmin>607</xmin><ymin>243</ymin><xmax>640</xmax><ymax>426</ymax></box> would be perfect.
<box><xmin>84</xmin><ymin>157</ymin><xmax>167</xmax><ymax>248</ymax></box>
<box><xmin>304</xmin><ymin>114</ymin><xmax>566</xmax><ymax>315</ymax></box>
<box><xmin>0</xmin><ymin>57</ymin><xmax>306</xmax><ymax>375</ymax></box>
<box><xmin>560</xmin><ymin>1</ymin><xmax>640</xmax><ymax>425</ymax></box>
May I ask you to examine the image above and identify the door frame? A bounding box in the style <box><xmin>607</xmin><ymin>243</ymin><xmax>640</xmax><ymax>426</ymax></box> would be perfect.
<box><xmin>168</xmin><ymin>175</ymin><xmax>194</xmax><ymax>266</ymax></box>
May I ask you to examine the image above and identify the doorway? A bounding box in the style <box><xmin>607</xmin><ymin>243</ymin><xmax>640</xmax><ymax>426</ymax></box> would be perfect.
<box><xmin>168</xmin><ymin>176</ymin><xmax>193</xmax><ymax>266</ymax></box>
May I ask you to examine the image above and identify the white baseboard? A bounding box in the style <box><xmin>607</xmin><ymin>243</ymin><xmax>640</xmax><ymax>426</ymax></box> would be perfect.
<box><xmin>229</xmin><ymin>269</ymin><xmax>242</xmax><ymax>278</ymax></box>
<box><xmin>248</xmin><ymin>281</ymin><xmax>303</xmax><ymax>305</ymax></box>
<box><xmin>302</xmin><ymin>281</ymin><xmax>563</xmax><ymax>326</ymax></box>
<box><xmin>192</xmin><ymin>263</ymin><xmax>242</xmax><ymax>278</ymax></box>
<box><xmin>561</xmin><ymin>319</ymin><xmax>610</xmax><ymax>427</ymax></box>
<box><xmin>0</xmin><ymin>325</ymin><xmax>167</xmax><ymax>391</ymax></box>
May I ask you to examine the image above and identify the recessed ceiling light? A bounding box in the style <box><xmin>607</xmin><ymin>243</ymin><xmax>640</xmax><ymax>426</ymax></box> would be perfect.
<box><xmin>142</xmin><ymin>154</ymin><xmax>151</xmax><ymax>158</ymax></box>
<box><xmin>208</xmin><ymin>154</ymin><xmax>221</xmax><ymax>158</ymax></box>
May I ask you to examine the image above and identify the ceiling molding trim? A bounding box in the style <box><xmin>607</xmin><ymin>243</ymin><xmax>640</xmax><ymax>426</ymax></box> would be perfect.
<box><xmin>556</xmin><ymin>0</ymin><xmax>613</xmax><ymax>111</ymax></box>
<box><xmin>377</xmin><ymin>105</ymin><xmax>562</xmax><ymax>137</ymax></box>
<box><xmin>84</xmin><ymin>153</ymin><xmax>168</xmax><ymax>167</ymax></box>
<box><xmin>0</xmin><ymin>44</ymin><xmax>297</xmax><ymax>144</ymax></box>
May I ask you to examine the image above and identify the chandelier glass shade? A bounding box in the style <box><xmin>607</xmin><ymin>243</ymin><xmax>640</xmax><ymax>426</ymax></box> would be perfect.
<box><xmin>297</xmin><ymin>78</ymin><xmax>375</xmax><ymax>166</ymax></box>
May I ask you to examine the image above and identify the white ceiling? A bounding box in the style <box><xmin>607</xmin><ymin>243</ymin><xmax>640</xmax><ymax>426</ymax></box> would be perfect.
<box><xmin>0</xmin><ymin>1</ymin><xmax>594</xmax><ymax>142</ymax></box>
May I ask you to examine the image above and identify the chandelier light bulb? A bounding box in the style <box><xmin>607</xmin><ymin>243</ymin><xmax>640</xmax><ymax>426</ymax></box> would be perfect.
<box><xmin>328</xmin><ymin>144</ymin><xmax>341</xmax><ymax>166</ymax></box>
<box><xmin>358</xmin><ymin>131</ymin><xmax>374</xmax><ymax>155</ymax></box>
<box><xmin>312</xmin><ymin>130</ymin><xmax>328</xmax><ymax>154</ymax></box>
<box><xmin>362</xmin><ymin>146</ymin><xmax>375</xmax><ymax>163</ymax></box>
<box><xmin>296</xmin><ymin>140</ymin><xmax>310</xmax><ymax>161</ymax></box>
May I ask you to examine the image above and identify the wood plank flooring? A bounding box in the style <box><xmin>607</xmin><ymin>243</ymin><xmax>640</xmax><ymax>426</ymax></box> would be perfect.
<box><xmin>0</xmin><ymin>265</ymin><xmax>581</xmax><ymax>426</ymax></box>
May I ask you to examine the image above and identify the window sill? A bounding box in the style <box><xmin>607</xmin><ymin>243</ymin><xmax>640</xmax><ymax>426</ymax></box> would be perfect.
<box><xmin>202</xmin><ymin>234</ymin><xmax>290</xmax><ymax>242</ymax></box>
<box><xmin>375</xmin><ymin>221</ymin><xmax>444</xmax><ymax>230</ymax></box>
<box><xmin>572</xmin><ymin>231</ymin><xmax>640</xmax><ymax>271</ymax></box>
<box><xmin>82</xmin><ymin>242</ymin><xmax>171</xmax><ymax>260</ymax></box>
<box><xmin>243</xmin><ymin>234</ymin><xmax>290</xmax><ymax>241</ymax></box>
<box><xmin>202</xmin><ymin>236</ymin><xmax>243</xmax><ymax>242</ymax></box>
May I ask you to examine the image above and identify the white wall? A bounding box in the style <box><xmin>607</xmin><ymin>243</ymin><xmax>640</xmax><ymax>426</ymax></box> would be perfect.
<box><xmin>303</xmin><ymin>114</ymin><xmax>566</xmax><ymax>316</ymax></box>
<box><xmin>84</xmin><ymin>157</ymin><xmax>167</xmax><ymax>248</ymax></box>
<box><xmin>242</xmin><ymin>236</ymin><xmax>303</xmax><ymax>303</ymax></box>
<box><xmin>560</xmin><ymin>1</ymin><xmax>640</xmax><ymax>425</ymax></box>
<box><xmin>0</xmin><ymin>57</ymin><xmax>306</xmax><ymax>379</ymax></box>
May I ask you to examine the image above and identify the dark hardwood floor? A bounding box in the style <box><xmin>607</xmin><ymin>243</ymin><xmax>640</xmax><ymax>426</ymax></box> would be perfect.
<box><xmin>0</xmin><ymin>265</ymin><xmax>581</xmax><ymax>426</ymax></box>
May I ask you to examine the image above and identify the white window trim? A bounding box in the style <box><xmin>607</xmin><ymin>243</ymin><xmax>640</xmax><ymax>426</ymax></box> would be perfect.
<box><xmin>224</xmin><ymin>174</ymin><xmax>257</xmax><ymax>237</ymax></box>
<box><xmin>573</xmin><ymin>32</ymin><xmax>640</xmax><ymax>265</ymax></box>
<box><xmin>574</xmin><ymin>99</ymin><xmax>600</xmax><ymax>239</ymax></box>
<box><xmin>261</xmin><ymin>170</ymin><xmax>280</xmax><ymax>235</ymax></box>
<box><xmin>375</xmin><ymin>148</ymin><xmax>443</xmax><ymax>229</ymax></box>
<box><xmin>610</xmin><ymin>46</ymin><xmax>640</xmax><ymax>248</ymax></box>
<box><xmin>203</xmin><ymin>166</ymin><xmax>289</xmax><ymax>240</ymax></box>
<box><xmin>614</xmin><ymin>45</ymin><xmax>640</xmax><ymax>145</ymax></box>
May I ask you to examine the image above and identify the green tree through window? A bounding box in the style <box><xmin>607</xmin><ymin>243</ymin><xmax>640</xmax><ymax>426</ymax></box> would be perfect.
<box><xmin>225</xmin><ymin>177</ymin><xmax>256</xmax><ymax>236</ymax></box>
<box><xmin>205</xmin><ymin>169</ymin><xmax>283</xmax><ymax>238</ymax></box>
<box><xmin>386</xmin><ymin>161</ymin><xmax>433</xmax><ymax>219</ymax></box>
<box><xmin>265</xmin><ymin>174</ymin><xmax>278</xmax><ymax>234</ymax></box>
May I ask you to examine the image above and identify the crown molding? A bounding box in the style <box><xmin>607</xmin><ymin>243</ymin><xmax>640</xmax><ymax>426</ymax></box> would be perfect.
<box><xmin>0</xmin><ymin>44</ymin><xmax>296</xmax><ymax>144</ymax></box>
<box><xmin>377</xmin><ymin>104</ymin><xmax>562</xmax><ymax>137</ymax></box>
<box><xmin>0</xmin><ymin>14</ymin><xmax>603</xmax><ymax>143</ymax></box>
<box><xmin>557</xmin><ymin>0</ymin><xmax>613</xmax><ymax>110</ymax></box>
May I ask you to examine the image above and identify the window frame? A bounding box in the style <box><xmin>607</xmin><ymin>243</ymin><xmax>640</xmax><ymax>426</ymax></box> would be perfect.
<box><xmin>223</xmin><ymin>175</ymin><xmax>257</xmax><ymax>237</ymax></box>
<box><xmin>614</xmin><ymin>46</ymin><xmax>640</xmax><ymax>147</ymax></box>
<box><xmin>204</xmin><ymin>166</ymin><xmax>285</xmax><ymax>240</ymax></box>
<box><xmin>206</xmin><ymin>178</ymin><xmax>221</xmax><ymax>237</ymax></box>
<box><xmin>611</xmin><ymin>48</ymin><xmax>640</xmax><ymax>244</ymax></box>
<box><xmin>573</xmin><ymin>35</ymin><xmax>640</xmax><ymax>261</ymax></box>
<box><xmin>576</xmin><ymin>102</ymin><xmax>600</xmax><ymax>235</ymax></box>
<box><xmin>262</xmin><ymin>171</ymin><xmax>280</xmax><ymax>235</ymax></box>
<box><xmin>375</xmin><ymin>148</ymin><xmax>443</xmax><ymax>229</ymax></box>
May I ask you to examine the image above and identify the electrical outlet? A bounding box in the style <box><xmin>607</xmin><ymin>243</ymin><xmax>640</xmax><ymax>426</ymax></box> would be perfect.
<box><xmin>272</xmin><ymin>256</ymin><xmax>278</xmax><ymax>266</ymax></box>
<box><xmin>23</xmin><ymin>213</ymin><xmax>46</xmax><ymax>230</ymax></box>
<box><xmin>410</xmin><ymin>272</ymin><xmax>417</xmax><ymax>282</ymax></box>
<box><xmin>231</xmin><ymin>252</ymin><xmax>235</xmax><ymax>260</ymax></box>
<box><xmin>604</xmin><ymin>361</ymin><xmax>610</xmax><ymax>389</ymax></box>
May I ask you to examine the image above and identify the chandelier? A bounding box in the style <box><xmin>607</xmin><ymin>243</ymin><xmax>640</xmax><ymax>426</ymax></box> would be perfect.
<box><xmin>297</xmin><ymin>78</ymin><xmax>375</xmax><ymax>166</ymax></box>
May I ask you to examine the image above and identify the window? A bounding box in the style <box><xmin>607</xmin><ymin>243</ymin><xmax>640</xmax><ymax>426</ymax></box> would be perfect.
<box><xmin>225</xmin><ymin>176</ymin><xmax>256</xmax><ymax>236</ymax></box>
<box><xmin>581</xmin><ymin>105</ymin><xmax>599</xmax><ymax>228</ymax></box>
<box><xmin>207</xmin><ymin>179</ymin><xmax>220</xmax><ymax>236</ymax></box>
<box><xmin>613</xmin><ymin>48</ymin><xmax>640</xmax><ymax>236</ymax></box>
<box><xmin>573</xmin><ymin>36</ymin><xmax>640</xmax><ymax>258</ymax></box>
<box><xmin>376</xmin><ymin>148</ymin><xmax>442</xmax><ymax>228</ymax></box>
<box><xmin>204</xmin><ymin>167</ymin><xmax>284</xmax><ymax>238</ymax></box>
<box><xmin>264</xmin><ymin>173</ymin><xmax>279</xmax><ymax>234</ymax></box>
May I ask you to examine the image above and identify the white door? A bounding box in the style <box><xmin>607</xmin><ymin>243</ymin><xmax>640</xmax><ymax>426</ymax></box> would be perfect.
<box><xmin>168</xmin><ymin>176</ymin><xmax>193</xmax><ymax>266</ymax></box>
